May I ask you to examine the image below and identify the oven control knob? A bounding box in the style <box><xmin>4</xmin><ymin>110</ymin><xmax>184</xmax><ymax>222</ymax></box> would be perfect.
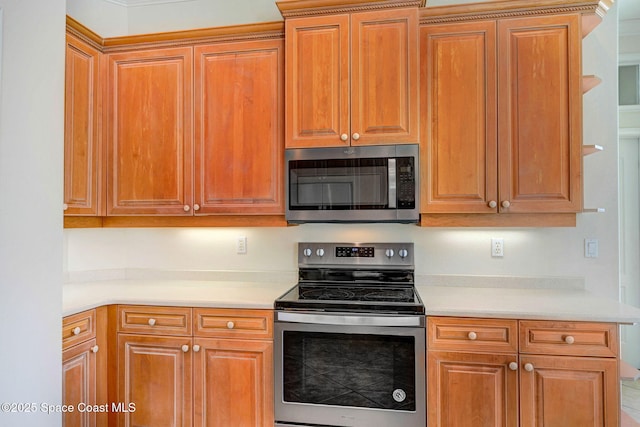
<box><xmin>316</xmin><ymin>248</ymin><xmax>325</xmax><ymax>257</ymax></box>
<box><xmin>303</xmin><ymin>248</ymin><xmax>312</xmax><ymax>257</ymax></box>
<box><xmin>385</xmin><ymin>249</ymin><xmax>395</xmax><ymax>258</ymax></box>
<box><xmin>392</xmin><ymin>389</ymin><xmax>406</xmax><ymax>403</ymax></box>
<box><xmin>398</xmin><ymin>249</ymin><xmax>409</xmax><ymax>259</ymax></box>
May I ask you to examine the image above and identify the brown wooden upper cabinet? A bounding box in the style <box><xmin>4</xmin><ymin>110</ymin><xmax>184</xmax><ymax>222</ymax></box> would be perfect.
<box><xmin>421</xmin><ymin>14</ymin><xmax>583</xmax><ymax>215</ymax></box>
<box><xmin>105</xmin><ymin>40</ymin><xmax>284</xmax><ymax>216</ymax></box>
<box><xmin>64</xmin><ymin>33</ymin><xmax>103</xmax><ymax>216</ymax></box>
<box><xmin>280</xmin><ymin>1</ymin><xmax>419</xmax><ymax>148</ymax></box>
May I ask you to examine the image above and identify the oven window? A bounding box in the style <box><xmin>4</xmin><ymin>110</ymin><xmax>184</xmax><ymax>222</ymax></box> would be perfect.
<box><xmin>288</xmin><ymin>158</ymin><xmax>388</xmax><ymax>210</ymax></box>
<box><xmin>282</xmin><ymin>331</ymin><xmax>416</xmax><ymax>411</ymax></box>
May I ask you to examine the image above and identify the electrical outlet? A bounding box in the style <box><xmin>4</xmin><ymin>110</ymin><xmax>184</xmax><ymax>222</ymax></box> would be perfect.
<box><xmin>491</xmin><ymin>238</ymin><xmax>504</xmax><ymax>257</ymax></box>
<box><xmin>236</xmin><ymin>236</ymin><xmax>247</xmax><ymax>254</ymax></box>
<box><xmin>585</xmin><ymin>238</ymin><xmax>598</xmax><ymax>258</ymax></box>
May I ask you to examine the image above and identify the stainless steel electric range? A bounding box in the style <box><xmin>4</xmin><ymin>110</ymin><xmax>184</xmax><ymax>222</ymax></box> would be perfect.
<box><xmin>274</xmin><ymin>242</ymin><xmax>426</xmax><ymax>427</ymax></box>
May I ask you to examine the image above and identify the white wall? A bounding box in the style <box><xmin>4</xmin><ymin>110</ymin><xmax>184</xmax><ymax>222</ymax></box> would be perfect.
<box><xmin>66</xmin><ymin>0</ymin><xmax>127</xmax><ymax>37</ymax></box>
<box><xmin>64</xmin><ymin>2</ymin><xmax>621</xmax><ymax>301</ymax></box>
<box><xmin>0</xmin><ymin>0</ymin><xmax>65</xmax><ymax>425</ymax></box>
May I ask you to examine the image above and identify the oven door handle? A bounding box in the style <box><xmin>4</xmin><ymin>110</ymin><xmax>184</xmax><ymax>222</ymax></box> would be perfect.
<box><xmin>276</xmin><ymin>311</ymin><xmax>424</xmax><ymax>327</ymax></box>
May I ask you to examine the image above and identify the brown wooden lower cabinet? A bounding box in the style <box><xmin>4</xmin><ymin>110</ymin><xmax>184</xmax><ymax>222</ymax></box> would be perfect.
<box><xmin>63</xmin><ymin>338</ymin><xmax>98</xmax><ymax>427</ymax></box>
<box><xmin>427</xmin><ymin>316</ymin><xmax>620</xmax><ymax>427</ymax></box>
<box><xmin>193</xmin><ymin>338</ymin><xmax>273</xmax><ymax>427</ymax></box>
<box><xmin>115</xmin><ymin>305</ymin><xmax>274</xmax><ymax>427</ymax></box>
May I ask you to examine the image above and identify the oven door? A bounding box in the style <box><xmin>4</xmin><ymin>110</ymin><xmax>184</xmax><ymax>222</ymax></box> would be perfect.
<box><xmin>274</xmin><ymin>312</ymin><xmax>425</xmax><ymax>427</ymax></box>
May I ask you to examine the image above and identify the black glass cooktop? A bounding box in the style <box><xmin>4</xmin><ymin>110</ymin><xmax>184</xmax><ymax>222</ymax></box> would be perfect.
<box><xmin>275</xmin><ymin>283</ymin><xmax>424</xmax><ymax>315</ymax></box>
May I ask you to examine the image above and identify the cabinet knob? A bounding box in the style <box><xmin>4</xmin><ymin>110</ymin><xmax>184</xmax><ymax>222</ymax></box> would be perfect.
<box><xmin>508</xmin><ymin>362</ymin><xmax>518</xmax><ymax>371</ymax></box>
<box><xmin>352</xmin><ymin>133</ymin><xmax>360</xmax><ymax>141</ymax></box>
<box><xmin>467</xmin><ymin>331</ymin><xmax>477</xmax><ymax>340</ymax></box>
<box><xmin>501</xmin><ymin>200</ymin><xmax>511</xmax><ymax>208</ymax></box>
<box><xmin>148</xmin><ymin>318</ymin><xmax>156</xmax><ymax>326</ymax></box>
<box><xmin>488</xmin><ymin>200</ymin><xmax>497</xmax><ymax>209</ymax></box>
<box><xmin>340</xmin><ymin>133</ymin><xmax>349</xmax><ymax>142</ymax></box>
<box><xmin>72</xmin><ymin>327</ymin><xmax>81</xmax><ymax>336</ymax></box>
<box><xmin>193</xmin><ymin>204</ymin><xmax>200</xmax><ymax>211</ymax></box>
<box><xmin>91</xmin><ymin>345</ymin><xmax>99</xmax><ymax>353</ymax></box>
<box><xmin>63</xmin><ymin>203</ymin><xmax>69</xmax><ymax>211</ymax></box>
<box><xmin>183</xmin><ymin>205</ymin><xmax>191</xmax><ymax>212</ymax></box>
<box><xmin>564</xmin><ymin>335</ymin><xmax>575</xmax><ymax>344</ymax></box>
<box><xmin>182</xmin><ymin>345</ymin><xmax>189</xmax><ymax>353</ymax></box>
<box><xmin>227</xmin><ymin>321</ymin><xmax>235</xmax><ymax>329</ymax></box>
<box><xmin>193</xmin><ymin>344</ymin><xmax>201</xmax><ymax>353</ymax></box>
<box><xmin>524</xmin><ymin>363</ymin><xmax>534</xmax><ymax>372</ymax></box>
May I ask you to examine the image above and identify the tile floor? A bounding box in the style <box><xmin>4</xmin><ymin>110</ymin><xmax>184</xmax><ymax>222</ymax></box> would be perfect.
<box><xmin>622</xmin><ymin>379</ymin><xmax>640</xmax><ymax>422</ymax></box>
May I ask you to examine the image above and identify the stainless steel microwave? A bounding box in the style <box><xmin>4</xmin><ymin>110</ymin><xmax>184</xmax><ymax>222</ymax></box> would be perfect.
<box><xmin>285</xmin><ymin>144</ymin><xmax>419</xmax><ymax>223</ymax></box>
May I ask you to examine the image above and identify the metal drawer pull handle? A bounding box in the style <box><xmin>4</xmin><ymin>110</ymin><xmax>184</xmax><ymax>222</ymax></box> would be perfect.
<box><xmin>340</xmin><ymin>134</ymin><xmax>349</xmax><ymax>142</ymax></box>
<box><xmin>467</xmin><ymin>331</ymin><xmax>477</xmax><ymax>340</ymax></box>
<box><xmin>524</xmin><ymin>363</ymin><xmax>534</xmax><ymax>372</ymax></box>
<box><xmin>488</xmin><ymin>200</ymin><xmax>497</xmax><ymax>208</ymax></box>
<box><xmin>564</xmin><ymin>335</ymin><xmax>575</xmax><ymax>344</ymax></box>
<box><xmin>148</xmin><ymin>318</ymin><xmax>156</xmax><ymax>326</ymax></box>
<box><xmin>501</xmin><ymin>200</ymin><xmax>511</xmax><ymax>208</ymax></box>
<box><xmin>182</xmin><ymin>345</ymin><xmax>189</xmax><ymax>353</ymax></box>
<box><xmin>227</xmin><ymin>321</ymin><xmax>235</xmax><ymax>329</ymax></box>
<box><xmin>193</xmin><ymin>345</ymin><xmax>201</xmax><ymax>352</ymax></box>
<box><xmin>72</xmin><ymin>327</ymin><xmax>81</xmax><ymax>336</ymax></box>
<box><xmin>91</xmin><ymin>345</ymin><xmax>99</xmax><ymax>353</ymax></box>
<box><xmin>508</xmin><ymin>362</ymin><xmax>518</xmax><ymax>371</ymax></box>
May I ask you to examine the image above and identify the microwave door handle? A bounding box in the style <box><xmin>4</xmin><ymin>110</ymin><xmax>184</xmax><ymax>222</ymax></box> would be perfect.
<box><xmin>388</xmin><ymin>159</ymin><xmax>397</xmax><ymax>208</ymax></box>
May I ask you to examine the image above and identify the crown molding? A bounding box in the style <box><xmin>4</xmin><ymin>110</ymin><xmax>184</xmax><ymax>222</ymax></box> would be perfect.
<box><xmin>620</xmin><ymin>18</ymin><xmax>640</xmax><ymax>37</ymax></box>
<box><xmin>419</xmin><ymin>0</ymin><xmax>613</xmax><ymax>25</ymax></box>
<box><xmin>66</xmin><ymin>15</ymin><xmax>284</xmax><ymax>52</ymax></box>
<box><xmin>277</xmin><ymin>0</ymin><xmax>423</xmax><ymax>18</ymax></box>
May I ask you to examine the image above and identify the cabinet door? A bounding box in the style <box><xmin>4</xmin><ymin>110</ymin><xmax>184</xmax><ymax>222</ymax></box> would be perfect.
<box><xmin>498</xmin><ymin>15</ymin><xmax>582</xmax><ymax>213</ymax></box>
<box><xmin>63</xmin><ymin>339</ymin><xmax>97</xmax><ymax>427</ymax></box>
<box><xmin>420</xmin><ymin>21</ymin><xmax>497</xmax><ymax>213</ymax></box>
<box><xmin>428</xmin><ymin>351</ymin><xmax>518</xmax><ymax>427</ymax></box>
<box><xmin>193</xmin><ymin>338</ymin><xmax>273</xmax><ymax>427</ymax></box>
<box><xmin>351</xmin><ymin>8</ymin><xmax>419</xmax><ymax>146</ymax></box>
<box><xmin>118</xmin><ymin>334</ymin><xmax>193</xmax><ymax>427</ymax></box>
<box><xmin>106</xmin><ymin>47</ymin><xmax>193</xmax><ymax>215</ymax></box>
<box><xmin>194</xmin><ymin>40</ymin><xmax>284</xmax><ymax>214</ymax></box>
<box><xmin>284</xmin><ymin>14</ymin><xmax>350</xmax><ymax>148</ymax></box>
<box><xmin>519</xmin><ymin>355</ymin><xmax>619</xmax><ymax>427</ymax></box>
<box><xmin>64</xmin><ymin>33</ymin><xmax>102</xmax><ymax>216</ymax></box>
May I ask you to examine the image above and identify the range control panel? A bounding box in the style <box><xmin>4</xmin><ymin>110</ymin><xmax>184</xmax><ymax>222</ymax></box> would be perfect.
<box><xmin>298</xmin><ymin>242</ymin><xmax>414</xmax><ymax>268</ymax></box>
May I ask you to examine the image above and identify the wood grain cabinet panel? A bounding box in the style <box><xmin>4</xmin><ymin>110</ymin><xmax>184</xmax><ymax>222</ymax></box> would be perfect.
<box><xmin>117</xmin><ymin>305</ymin><xmax>192</xmax><ymax>336</ymax></box>
<box><xmin>498</xmin><ymin>14</ymin><xmax>582</xmax><ymax>214</ymax></box>
<box><xmin>519</xmin><ymin>355</ymin><xmax>619</xmax><ymax>427</ymax></box>
<box><xmin>428</xmin><ymin>351</ymin><xmax>518</xmax><ymax>427</ymax></box>
<box><xmin>520</xmin><ymin>320</ymin><xmax>618</xmax><ymax>358</ymax></box>
<box><xmin>106</xmin><ymin>47</ymin><xmax>193</xmax><ymax>215</ymax></box>
<box><xmin>64</xmin><ymin>33</ymin><xmax>102</xmax><ymax>216</ymax></box>
<box><xmin>194</xmin><ymin>40</ymin><xmax>284</xmax><ymax>214</ymax></box>
<box><xmin>194</xmin><ymin>308</ymin><xmax>273</xmax><ymax>340</ymax></box>
<box><xmin>420</xmin><ymin>21</ymin><xmax>497</xmax><ymax>213</ymax></box>
<box><xmin>285</xmin><ymin>8</ymin><xmax>418</xmax><ymax>147</ymax></box>
<box><xmin>428</xmin><ymin>316</ymin><xmax>517</xmax><ymax>353</ymax></box>
<box><xmin>63</xmin><ymin>338</ymin><xmax>97</xmax><ymax>427</ymax></box>
<box><xmin>193</xmin><ymin>338</ymin><xmax>274</xmax><ymax>427</ymax></box>
<box><xmin>285</xmin><ymin>14</ymin><xmax>350</xmax><ymax>148</ymax></box>
<box><xmin>63</xmin><ymin>309</ymin><xmax>96</xmax><ymax>349</ymax></box>
<box><xmin>117</xmin><ymin>334</ymin><xmax>193</xmax><ymax>427</ymax></box>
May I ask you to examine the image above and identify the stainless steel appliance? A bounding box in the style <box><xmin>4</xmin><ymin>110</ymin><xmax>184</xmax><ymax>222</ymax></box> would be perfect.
<box><xmin>274</xmin><ymin>242</ymin><xmax>425</xmax><ymax>427</ymax></box>
<box><xmin>285</xmin><ymin>145</ymin><xmax>419</xmax><ymax>223</ymax></box>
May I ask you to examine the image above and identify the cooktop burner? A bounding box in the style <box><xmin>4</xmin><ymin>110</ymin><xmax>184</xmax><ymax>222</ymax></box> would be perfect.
<box><xmin>298</xmin><ymin>285</ymin><xmax>415</xmax><ymax>303</ymax></box>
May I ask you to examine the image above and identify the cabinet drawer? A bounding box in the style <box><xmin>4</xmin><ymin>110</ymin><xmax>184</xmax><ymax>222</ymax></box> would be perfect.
<box><xmin>194</xmin><ymin>308</ymin><xmax>273</xmax><ymax>339</ymax></box>
<box><xmin>519</xmin><ymin>320</ymin><xmax>618</xmax><ymax>357</ymax></box>
<box><xmin>118</xmin><ymin>305</ymin><xmax>192</xmax><ymax>336</ymax></box>
<box><xmin>428</xmin><ymin>317</ymin><xmax>518</xmax><ymax>353</ymax></box>
<box><xmin>63</xmin><ymin>309</ymin><xmax>96</xmax><ymax>350</ymax></box>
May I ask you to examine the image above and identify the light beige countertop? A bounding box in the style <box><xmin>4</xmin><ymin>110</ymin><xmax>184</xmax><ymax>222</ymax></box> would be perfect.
<box><xmin>416</xmin><ymin>285</ymin><xmax>640</xmax><ymax>324</ymax></box>
<box><xmin>63</xmin><ymin>273</ymin><xmax>640</xmax><ymax>324</ymax></box>
<box><xmin>63</xmin><ymin>280</ymin><xmax>295</xmax><ymax>316</ymax></box>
